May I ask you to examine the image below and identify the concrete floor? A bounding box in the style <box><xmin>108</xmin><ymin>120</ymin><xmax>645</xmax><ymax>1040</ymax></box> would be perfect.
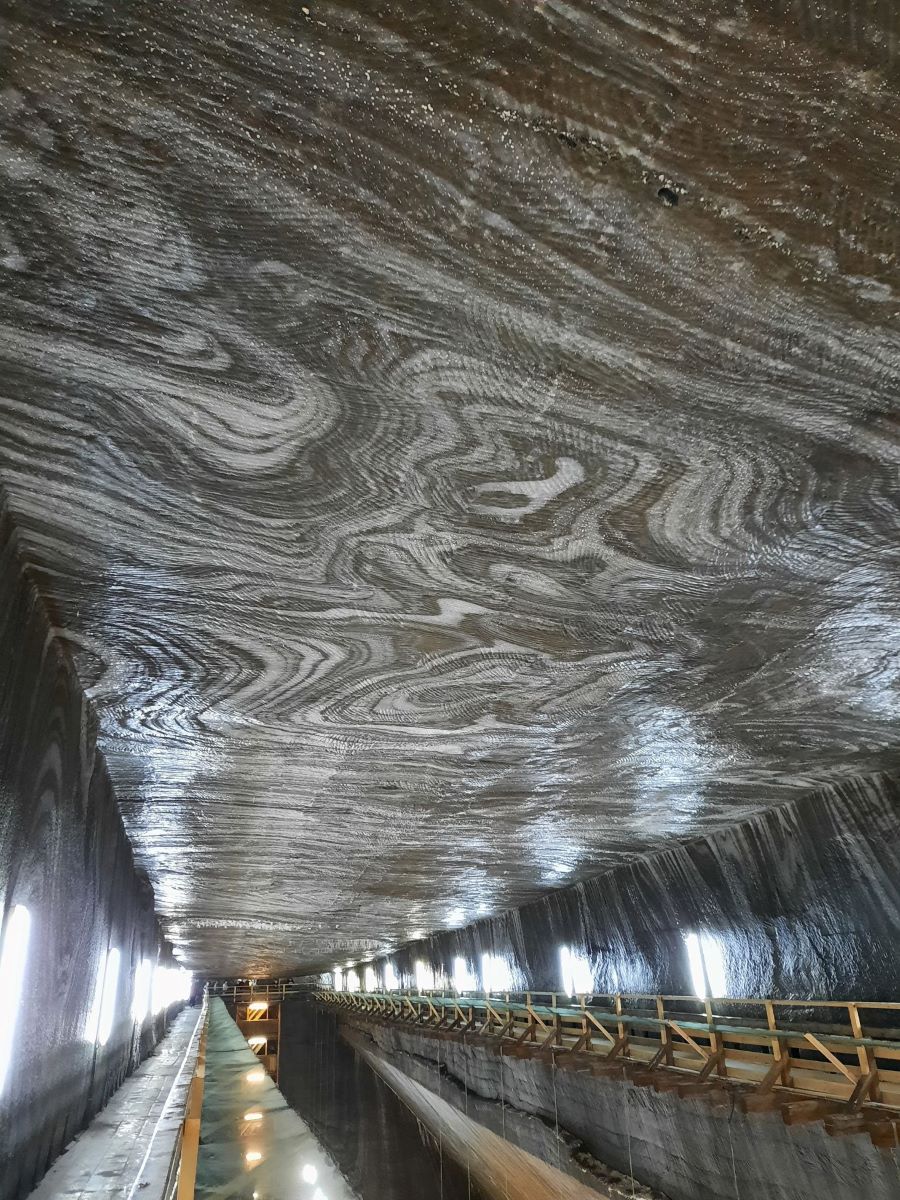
<box><xmin>26</xmin><ymin>1007</ymin><xmax>203</xmax><ymax>1200</ymax></box>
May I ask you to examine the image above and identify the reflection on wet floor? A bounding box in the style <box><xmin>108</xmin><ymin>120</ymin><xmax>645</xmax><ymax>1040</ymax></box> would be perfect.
<box><xmin>196</xmin><ymin>999</ymin><xmax>356</xmax><ymax>1200</ymax></box>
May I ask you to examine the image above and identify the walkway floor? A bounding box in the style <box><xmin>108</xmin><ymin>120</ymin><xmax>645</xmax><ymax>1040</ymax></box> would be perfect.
<box><xmin>28</xmin><ymin>1007</ymin><xmax>203</xmax><ymax>1200</ymax></box>
<box><xmin>196</xmin><ymin>998</ymin><xmax>356</xmax><ymax>1200</ymax></box>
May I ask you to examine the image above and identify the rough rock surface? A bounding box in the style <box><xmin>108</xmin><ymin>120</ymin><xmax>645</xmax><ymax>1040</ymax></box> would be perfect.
<box><xmin>351</xmin><ymin>1015</ymin><xmax>900</xmax><ymax>1200</ymax></box>
<box><xmin>0</xmin><ymin>497</ymin><xmax>177</xmax><ymax>1200</ymax></box>
<box><xmin>1</xmin><ymin>0</ymin><xmax>899</xmax><ymax>974</ymax></box>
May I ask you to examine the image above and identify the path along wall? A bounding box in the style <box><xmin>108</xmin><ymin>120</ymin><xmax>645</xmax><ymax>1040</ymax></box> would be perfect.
<box><xmin>0</xmin><ymin>498</ymin><xmax>183</xmax><ymax>1200</ymax></box>
<box><xmin>348</xmin><ymin>769</ymin><xmax>900</xmax><ymax>1001</ymax></box>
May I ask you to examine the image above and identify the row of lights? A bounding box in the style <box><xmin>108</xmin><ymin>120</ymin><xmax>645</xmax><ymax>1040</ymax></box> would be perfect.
<box><xmin>0</xmin><ymin>903</ymin><xmax>192</xmax><ymax>1099</ymax></box>
<box><xmin>331</xmin><ymin>934</ymin><xmax>729</xmax><ymax>1001</ymax></box>
<box><xmin>241</xmin><ymin>1069</ymin><xmax>327</xmax><ymax>1197</ymax></box>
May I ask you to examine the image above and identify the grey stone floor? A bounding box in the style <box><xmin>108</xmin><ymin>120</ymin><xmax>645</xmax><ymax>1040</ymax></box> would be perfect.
<box><xmin>27</xmin><ymin>1007</ymin><xmax>204</xmax><ymax>1200</ymax></box>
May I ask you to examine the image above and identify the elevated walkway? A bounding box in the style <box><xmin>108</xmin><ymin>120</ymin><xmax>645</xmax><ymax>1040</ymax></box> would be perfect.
<box><xmin>26</xmin><ymin>1006</ymin><xmax>204</xmax><ymax>1200</ymax></box>
<box><xmin>317</xmin><ymin>989</ymin><xmax>900</xmax><ymax>1151</ymax></box>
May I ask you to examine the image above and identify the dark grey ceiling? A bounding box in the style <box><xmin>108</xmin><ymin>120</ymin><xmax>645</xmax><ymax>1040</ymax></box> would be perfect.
<box><xmin>1</xmin><ymin>0</ymin><xmax>898</xmax><ymax>976</ymax></box>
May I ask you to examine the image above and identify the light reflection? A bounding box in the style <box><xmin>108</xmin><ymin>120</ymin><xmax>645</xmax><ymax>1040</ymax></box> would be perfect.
<box><xmin>85</xmin><ymin>947</ymin><xmax>121</xmax><ymax>1046</ymax></box>
<box><xmin>383</xmin><ymin>961</ymin><xmax>399</xmax><ymax>990</ymax></box>
<box><xmin>559</xmin><ymin>945</ymin><xmax>593</xmax><ymax>996</ymax></box>
<box><xmin>0</xmin><ymin>904</ymin><xmax>31</xmax><ymax>1096</ymax></box>
<box><xmin>415</xmin><ymin>960</ymin><xmax>435</xmax><ymax>992</ymax></box>
<box><xmin>132</xmin><ymin>957</ymin><xmax>153</xmax><ymax>1024</ymax></box>
<box><xmin>685</xmin><ymin>932</ymin><xmax>727</xmax><ymax>998</ymax></box>
<box><xmin>452</xmin><ymin>956</ymin><xmax>476</xmax><ymax>992</ymax></box>
<box><xmin>152</xmin><ymin>964</ymin><xmax>193</xmax><ymax>1013</ymax></box>
<box><xmin>481</xmin><ymin>953</ymin><xmax>514</xmax><ymax>992</ymax></box>
<box><xmin>301</xmin><ymin>1164</ymin><xmax>318</xmax><ymax>1184</ymax></box>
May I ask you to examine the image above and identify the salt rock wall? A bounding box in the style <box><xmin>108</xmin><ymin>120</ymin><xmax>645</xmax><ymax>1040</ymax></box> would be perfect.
<box><xmin>0</xmin><ymin>497</ymin><xmax>178</xmax><ymax>1200</ymax></box>
<box><xmin>1</xmin><ymin>0</ymin><xmax>899</xmax><ymax>978</ymax></box>
<box><xmin>351</xmin><ymin>1017</ymin><xmax>900</xmax><ymax>1200</ymax></box>
<box><xmin>375</xmin><ymin>771</ymin><xmax>900</xmax><ymax>1000</ymax></box>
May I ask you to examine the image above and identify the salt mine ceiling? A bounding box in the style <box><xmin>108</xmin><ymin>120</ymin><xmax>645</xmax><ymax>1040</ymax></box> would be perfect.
<box><xmin>0</xmin><ymin>0</ymin><xmax>898</xmax><ymax>977</ymax></box>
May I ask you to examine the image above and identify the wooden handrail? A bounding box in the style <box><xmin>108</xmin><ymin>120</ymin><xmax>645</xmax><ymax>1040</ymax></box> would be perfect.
<box><xmin>174</xmin><ymin>1009</ymin><xmax>208</xmax><ymax>1200</ymax></box>
<box><xmin>315</xmin><ymin>988</ymin><xmax>900</xmax><ymax>1118</ymax></box>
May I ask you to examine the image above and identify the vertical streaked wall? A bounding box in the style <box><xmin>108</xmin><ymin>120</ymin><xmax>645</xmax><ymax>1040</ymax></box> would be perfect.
<box><xmin>0</xmin><ymin>497</ymin><xmax>183</xmax><ymax>1200</ymax></box>
<box><xmin>340</xmin><ymin>770</ymin><xmax>900</xmax><ymax>1003</ymax></box>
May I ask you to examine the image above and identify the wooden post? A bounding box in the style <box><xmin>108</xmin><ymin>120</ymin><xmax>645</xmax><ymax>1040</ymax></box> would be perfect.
<box><xmin>615</xmin><ymin>994</ymin><xmax>625</xmax><ymax>1046</ymax></box>
<box><xmin>765</xmin><ymin>1000</ymin><xmax>789</xmax><ymax>1087</ymax></box>
<box><xmin>848</xmin><ymin>1004</ymin><xmax>880</xmax><ymax>1102</ymax></box>
<box><xmin>704</xmin><ymin>999</ymin><xmax>724</xmax><ymax>1076</ymax></box>
<box><xmin>656</xmin><ymin>996</ymin><xmax>672</xmax><ymax>1064</ymax></box>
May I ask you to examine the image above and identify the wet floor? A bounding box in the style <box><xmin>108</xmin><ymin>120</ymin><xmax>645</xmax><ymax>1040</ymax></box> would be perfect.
<box><xmin>197</xmin><ymin>999</ymin><xmax>355</xmax><ymax>1200</ymax></box>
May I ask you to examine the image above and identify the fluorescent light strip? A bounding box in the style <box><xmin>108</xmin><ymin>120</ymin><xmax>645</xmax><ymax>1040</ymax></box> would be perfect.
<box><xmin>0</xmin><ymin>905</ymin><xmax>31</xmax><ymax>1096</ymax></box>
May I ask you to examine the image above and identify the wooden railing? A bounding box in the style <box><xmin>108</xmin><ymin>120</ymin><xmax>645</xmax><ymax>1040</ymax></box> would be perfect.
<box><xmin>316</xmin><ymin>989</ymin><xmax>900</xmax><ymax>1143</ymax></box>
<box><xmin>208</xmin><ymin>981</ymin><xmax>303</xmax><ymax>1003</ymax></box>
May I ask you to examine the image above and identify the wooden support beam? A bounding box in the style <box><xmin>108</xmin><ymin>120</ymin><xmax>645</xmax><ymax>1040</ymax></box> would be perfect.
<box><xmin>656</xmin><ymin>997</ymin><xmax>673</xmax><ymax>1065</ymax></box>
<box><xmin>848</xmin><ymin>1004</ymin><xmax>880</xmax><ymax>1103</ymax></box>
<box><xmin>866</xmin><ymin>1119</ymin><xmax>900</xmax><ymax>1151</ymax></box>
<box><xmin>669</xmin><ymin>1021</ymin><xmax>710</xmax><ymax>1062</ymax></box>
<box><xmin>847</xmin><ymin>1070</ymin><xmax>878</xmax><ymax>1111</ymax></box>
<box><xmin>696</xmin><ymin>1049</ymin><xmax>725</xmax><ymax>1082</ymax></box>
<box><xmin>781</xmin><ymin>1099</ymin><xmax>840</xmax><ymax>1126</ymax></box>
<box><xmin>804</xmin><ymin>1033</ymin><xmax>858</xmax><ymax>1084</ymax></box>
<box><xmin>604</xmin><ymin>1033</ymin><xmax>629</xmax><ymax>1061</ymax></box>
<box><xmin>584</xmin><ymin>1010</ymin><xmax>618</xmax><ymax>1045</ymax></box>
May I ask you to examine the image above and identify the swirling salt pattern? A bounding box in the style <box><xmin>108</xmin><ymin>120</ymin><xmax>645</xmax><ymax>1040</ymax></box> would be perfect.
<box><xmin>0</xmin><ymin>0</ymin><xmax>898</xmax><ymax>974</ymax></box>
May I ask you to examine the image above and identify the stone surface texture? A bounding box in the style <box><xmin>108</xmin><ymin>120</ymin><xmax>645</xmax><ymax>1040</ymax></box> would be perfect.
<box><xmin>0</xmin><ymin>0</ymin><xmax>899</xmax><ymax>975</ymax></box>
<box><xmin>347</xmin><ymin>771</ymin><xmax>900</xmax><ymax>1000</ymax></box>
<box><xmin>349</xmin><ymin>1015</ymin><xmax>900</xmax><ymax>1200</ymax></box>
<box><xmin>0</xmin><ymin>499</ymin><xmax>184</xmax><ymax>1200</ymax></box>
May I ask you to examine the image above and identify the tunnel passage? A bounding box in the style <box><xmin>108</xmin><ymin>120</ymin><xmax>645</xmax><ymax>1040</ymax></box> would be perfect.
<box><xmin>1</xmin><ymin>0</ymin><xmax>900</xmax><ymax>1197</ymax></box>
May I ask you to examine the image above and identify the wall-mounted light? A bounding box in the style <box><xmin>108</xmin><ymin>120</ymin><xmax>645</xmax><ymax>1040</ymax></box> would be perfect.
<box><xmin>132</xmin><ymin>958</ymin><xmax>153</xmax><ymax>1024</ymax></box>
<box><xmin>684</xmin><ymin>932</ymin><xmax>727</xmax><ymax>999</ymax></box>
<box><xmin>415</xmin><ymin>960</ymin><xmax>435</xmax><ymax>992</ymax></box>
<box><xmin>452</xmin><ymin>956</ymin><xmax>476</xmax><ymax>992</ymax></box>
<box><xmin>0</xmin><ymin>905</ymin><xmax>31</xmax><ymax>1097</ymax></box>
<box><xmin>481</xmin><ymin>953</ymin><xmax>514</xmax><ymax>993</ymax></box>
<box><xmin>152</xmin><ymin>964</ymin><xmax>191</xmax><ymax>1014</ymax></box>
<box><xmin>383</xmin><ymin>961</ymin><xmax>399</xmax><ymax>990</ymax></box>
<box><xmin>85</xmin><ymin>947</ymin><xmax>120</xmax><ymax>1046</ymax></box>
<box><xmin>243</xmin><ymin>1110</ymin><xmax>263</xmax><ymax>1122</ymax></box>
<box><xmin>301</xmin><ymin>1164</ymin><xmax>318</xmax><ymax>1184</ymax></box>
<box><xmin>559</xmin><ymin>945</ymin><xmax>594</xmax><ymax>996</ymax></box>
<box><xmin>245</xmin><ymin>1067</ymin><xmax>265</xmax><ymax>1083</ymax></box>
<box><xmin>245</xmin><ymin>1150</ymin><xmax>263</xmax><ymax>1165</ymax></box>
<box><xmin>247</xmin><ymin>1035</ymin><xmax>267</xmax><ymax>1049</ymax></box>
